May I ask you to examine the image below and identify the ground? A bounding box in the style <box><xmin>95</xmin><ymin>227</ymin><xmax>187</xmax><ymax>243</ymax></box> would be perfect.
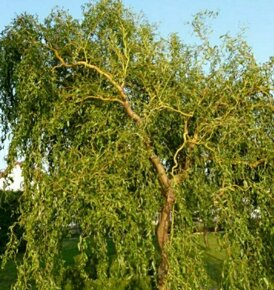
<box><xmin>0</xmin><ymin>233</ymin><xmax>224</xmax><ymax>289</ymax></box>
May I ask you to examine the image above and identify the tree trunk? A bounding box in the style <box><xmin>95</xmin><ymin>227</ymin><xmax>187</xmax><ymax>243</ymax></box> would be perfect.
<box><xmin>51</xmin><ymin>47</ymin><xmax>180</xmax><ymax>290</ymax></box>
<box><xmin>150</xmin><ymin>155</ymin><xmax>175</xmax><ymax>290</ymax></box>
<box><xmin>122</xmin><ymin>99</ymin><xmax>176</xmax><ymax>288</ymax></box>
<box><xmin>157</xmin><ymin>188</ymin><xmax>175</xmax><ymax>290</ymax></box>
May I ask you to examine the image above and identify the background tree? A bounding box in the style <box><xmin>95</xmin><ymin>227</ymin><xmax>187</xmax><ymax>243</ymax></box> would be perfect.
<box><xmin>0</xmin><ymin>190</ymin><xmax>24</xmax><ymax>255</ymax></box>
<box><xmin>0</xmin><ymin>1</ymin><xmax>273</xmax><ymax>289</ymax></box>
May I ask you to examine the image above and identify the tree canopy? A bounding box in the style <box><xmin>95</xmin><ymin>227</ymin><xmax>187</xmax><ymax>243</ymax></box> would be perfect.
<box><xmin>0</xmin><ymin>1</ymin><xmax>273</xmax><ymax>289</ymax></box>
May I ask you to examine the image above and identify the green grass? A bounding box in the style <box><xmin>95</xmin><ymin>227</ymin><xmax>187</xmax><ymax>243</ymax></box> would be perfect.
<box><xmin>0</xmin><ymin>257</ymin><xmax>18</xmax><ymax>290</ymax></box>
<box><xmin>200</xmin><ymin>233</ymin><xmax>226</xmax><ymax>288</ymax></box>
<box><xmin>0</xmin><ymin>235</ymin><xmax>225</xmax><ymax>289</ymax></box>
<box><xmin>61</xmin><ymin>237</ymin><xmax>79</xmax><ymax>265</ymax></box>
<box><xmin>0</xmin><ymin>238</ymin><xmax>79</xmax><ymax>290</ymax></box>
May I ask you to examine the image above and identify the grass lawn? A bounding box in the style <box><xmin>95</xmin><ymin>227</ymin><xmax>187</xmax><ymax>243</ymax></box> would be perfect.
<box><xmin>0</xmin><ymin>256</ymin><xmax>18</xmax><ymax>290</ymax></box>
<box><xmin>0</xmin><ymin>234</ymin><xmax>225</xmax><ymax>289</ymax></box>
<box><xmin>200</xmin><ymin>233</ymin><xmax>226</xmax><ymax>288</ymax></box>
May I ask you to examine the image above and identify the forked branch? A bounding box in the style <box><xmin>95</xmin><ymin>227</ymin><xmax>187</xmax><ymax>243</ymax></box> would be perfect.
<box><xmin>51</xmin><ymin>45</ymin><xmax>175</xmax><ymax>290</ymax></box>
<box><xmin>49</xmin><ymin>46</ymin><xmax>127</xmax><ymax>101</ymax></box>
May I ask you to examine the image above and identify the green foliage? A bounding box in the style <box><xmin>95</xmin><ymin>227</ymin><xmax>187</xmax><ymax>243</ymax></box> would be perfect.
<box><xmin>0</xmin><ymin>190</ymin><xmax>24</xmax><ymax>254</ymax></box>
<box><xmin>0</xmin><ymin>0</ymin><xmax>273</xmax><ymax>289</ymax></box>
<box><xmin>0</xmin><ymin>235</ymin><xmax>227</xmax><ymax>290</ymax></box>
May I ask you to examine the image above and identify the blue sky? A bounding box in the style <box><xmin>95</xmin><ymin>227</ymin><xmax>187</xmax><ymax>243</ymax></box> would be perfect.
<box><xmin>0</xmin><ymin>0</ymin><xmax>273</xmax><ymax>169</ymax></box>
<box><xmin>0</xmin><ymin>0</ymin><xmax>273</xmax><ymax>62</ymax></box>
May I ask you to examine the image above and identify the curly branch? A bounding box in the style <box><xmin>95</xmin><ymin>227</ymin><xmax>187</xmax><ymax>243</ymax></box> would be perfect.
<box><xmin>49</xmin><ymin>46</ymin><xmax>127</xmax><ymax>101</ymax></box>
<box><xmin>157</xmin><ymin>103</ymin><xmax>194</xmax><ymax>117</ymax></box>
<box><xmin>171</xmin><ymin>119</ymin><xmax>189</xmax><ymax>177</ymax></box>
<box><xmin>75</xmin><ymin>95</ymin><xmax>124</xmax><ymax>105</ymax></box>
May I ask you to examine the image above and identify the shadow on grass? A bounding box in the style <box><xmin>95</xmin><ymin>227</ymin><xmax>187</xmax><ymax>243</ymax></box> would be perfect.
<box><xmin>197</xmin><ymin>232</ymin><xmax>225</xmax><ymax>289</ymax></box>
<box><xmin>0</xmin><ymin>258</ymin><xmax>18</xmax><ymax>290</ymax></box>
<box><xmin>203</xmin><ymin>252</ymin><xmax>223</xmax><ymax>288</ymax></box>
<box><xmin>0</xmin><ymin>234</ymin><xmax>225</xmax><ymax>289</ymax></box>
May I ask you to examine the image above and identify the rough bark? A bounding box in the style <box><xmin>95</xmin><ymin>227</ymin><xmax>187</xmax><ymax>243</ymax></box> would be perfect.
<box><xmin>150</xmin><ymin>155</ymin><xmax>175</xmax><ymax>290</ymax></box>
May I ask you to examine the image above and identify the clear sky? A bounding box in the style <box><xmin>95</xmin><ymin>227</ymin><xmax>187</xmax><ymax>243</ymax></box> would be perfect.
<box><xmin>0</xmin><ymin>0</ymin><xmax>273</xmax><ymax>169</ymax></box>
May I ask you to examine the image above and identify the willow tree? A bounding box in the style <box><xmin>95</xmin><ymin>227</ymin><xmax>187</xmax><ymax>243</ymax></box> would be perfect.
<box><xmin>0</xmin><ymin>1</ymin><xmax>273</xmax><ymax>289</ymax></box>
